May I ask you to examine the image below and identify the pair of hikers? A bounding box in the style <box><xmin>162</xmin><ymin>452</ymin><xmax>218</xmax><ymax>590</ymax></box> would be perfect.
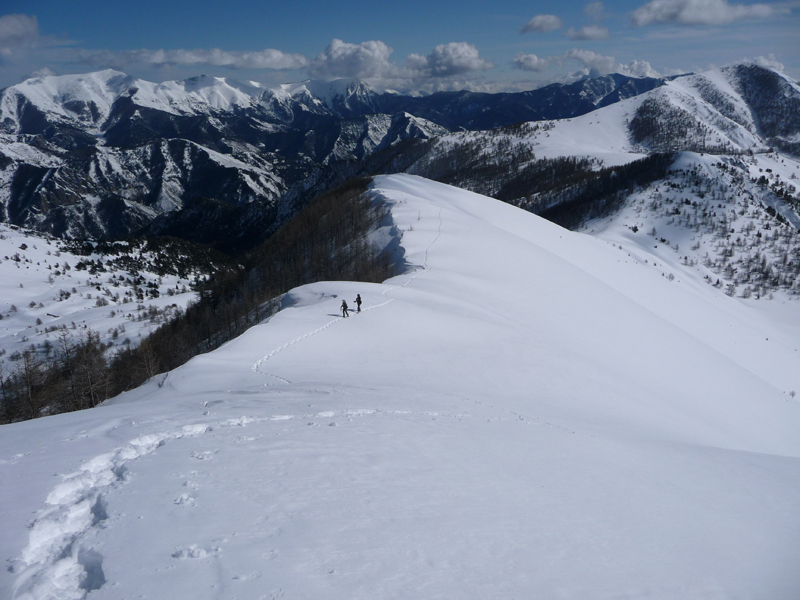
<box><xmin>341</xmin><ymin>294</ymin><xmax>362</xmax><ymax>317</ymax></box>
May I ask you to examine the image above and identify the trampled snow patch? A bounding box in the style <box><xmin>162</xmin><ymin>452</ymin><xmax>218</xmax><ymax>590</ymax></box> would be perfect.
<box><xmin>11</xmin><ymin>423</ymin><xmax>211</xmax><ymax>600</ymax></box>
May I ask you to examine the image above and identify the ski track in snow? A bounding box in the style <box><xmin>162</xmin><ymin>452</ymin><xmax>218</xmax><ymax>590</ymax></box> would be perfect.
<box><xmin>252</xmin><ymin>204</ymin><xmax>443</xmax><ymax>381</ymax></box>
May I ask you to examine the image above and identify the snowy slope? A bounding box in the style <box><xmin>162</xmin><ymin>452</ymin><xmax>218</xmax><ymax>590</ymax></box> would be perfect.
<box><xmin>0</xmin><ymin>224</ymin><xmax>214</xmax><ymax>364</ymax></box>
<box><xmin>0</xmin><ymin>70</ymin><xmax>134</xmax><ymax>132</ymax></box>
<box><xmin>431</xmin><ymin>97</ymin><xmax>647</xmax><ymax>168</ymax></box>
<box><xmin>427</xmin><ymin>63</ymin><xmax>798</xmax><ymax>175</ymax></box>
<box><xmin>400</xmin><ymin>65</ymin><xmax>800</xmax><ymax>301</ymax></box>
<box><xmin>581</xmin><ymin>150</ymin><xmax>800</xmax><ymax>299</ymax></box>
<box><xmin>2</xmin><ymin>175</ymin><xmax>799</xmax><ymax>600</ymax></box>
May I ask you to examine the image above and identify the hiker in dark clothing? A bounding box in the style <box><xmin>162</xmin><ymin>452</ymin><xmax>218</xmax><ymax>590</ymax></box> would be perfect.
<box><xmin>341</xmin><ymin>300</ymin><xmax>349</xmax><ymax>317</ymax></box>
<box><xmin>355</xmin><ymin>294</ymin><xmax>362</xmax><ymax>313</ymax></box>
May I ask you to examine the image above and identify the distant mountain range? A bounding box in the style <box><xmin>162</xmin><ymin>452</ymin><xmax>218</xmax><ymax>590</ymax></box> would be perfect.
<box><xmin>0</xmin><ymin>69</ymin><xmax>668</xmax><ymax>249</ymax></box>
<box><xmin>389</xmin><ymin>63</ymin><xmax>800</xmax><ymax>245</ymax></box>
<box><xmin>1</xmin><ymin>63</ymin><xmax>798</xmax><ymax>252</ymax></box>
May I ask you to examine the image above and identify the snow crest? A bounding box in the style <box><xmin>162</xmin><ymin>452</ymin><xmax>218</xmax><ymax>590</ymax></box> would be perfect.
<box><xmin>251</xmin><ymin>197</ymin><xmax>441</xmax><ymax>383</ymax></box>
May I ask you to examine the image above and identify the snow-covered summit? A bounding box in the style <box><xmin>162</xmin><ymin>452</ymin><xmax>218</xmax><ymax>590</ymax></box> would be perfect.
<box><xmin>0</xmin><ymin>69</ymin><xmax>136</xmax><ymax>130</ymax></box>
<box><xmin>0</xmin><ymin>69</ymin><xmax>265</xmax><ymax>130</ymax></box>
<box><xmin>2</xmin><ymin>175</ymin><xmax>799</xmax><ymax>599</ymax></box>
<box><xmin>136</xmin><ymin>74</ymin><xmax>262</xmax><ymax>112</ymax></box>
<box><xmin>429</xmin><ymin>62</ymin><xmax>799</xmax><ymax>169</ymax></box>
<box><xmin>0</xmin><ymin>70</ymin><xmax>386</xmax><ymax>132</ymax></box>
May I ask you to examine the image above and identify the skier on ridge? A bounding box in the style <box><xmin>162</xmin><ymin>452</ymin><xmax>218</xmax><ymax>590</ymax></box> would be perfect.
<box><xmin>355</xmin><ymin>294</ymin><xmax>362</xmax><ymax>313</ymax></box>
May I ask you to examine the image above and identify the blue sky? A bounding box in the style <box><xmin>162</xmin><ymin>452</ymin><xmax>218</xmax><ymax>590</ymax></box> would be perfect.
<box><xmin>0</xmin><ymin>0</ymin><xmax>797</xmax><ymax>91</ymax></box>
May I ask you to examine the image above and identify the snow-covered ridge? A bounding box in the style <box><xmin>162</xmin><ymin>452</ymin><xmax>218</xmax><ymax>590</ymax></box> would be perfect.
<box><xmin>1</xmin><ymin>61</ymin><xmax>797</xmax><ymax>255</ymax></box>
<box><xmin>273</xmin><ymin>78</ymin><xmax>376</xmax><ymax>110</ymax></box>
<box><xmin>2</xmin><ymin>175</ymin><xmax>799</xmax><ymax>599</ymax></box>
<box><xmin>430</xmin><ymin>63</ymin><xmax>798</xmax><ymax>169</ymax></box>
<box><xmin>1</xmin><ymin>62</ymin><xmax>793</xmax><ymax>147</ymax></box>
<box><xmin>0</xmin><ymin>69</ymin><xmax>264</xmax><ymax>127</ymax></box>
<box><xmin>0</xmin><ymin>71</ymin><xmax>381</xmax><ymax>132</ymax></box>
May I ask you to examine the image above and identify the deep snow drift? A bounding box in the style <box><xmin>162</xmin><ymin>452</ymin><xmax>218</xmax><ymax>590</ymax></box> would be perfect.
<box><xmin>2</xmin><ymin>175</ymin><xmax>799</xmax><ymax>599</ymax></box>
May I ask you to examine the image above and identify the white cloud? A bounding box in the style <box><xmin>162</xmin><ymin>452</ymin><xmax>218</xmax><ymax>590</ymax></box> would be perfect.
<box><xmin>80</xmin><ymin>47</ymin><xmax>308</xmax><ymax>70</ymax></box>
<box><xmin>513</xmin><ymin>48</ymin><xmax>662</xmax><ymax>78</ymax></box>
<box><xmin>29</xmin><ymin>66</ymin><xmax>55</xmax><ymax>78</ymax></box>
<box><xmin>513</xmin><ymin>53</ymin><xmax>552</xmax><ymax>72</ymax></box>
<box><xmin>564</xmin><ymin>49</ymin><xmax>662</xmax><ymax>77</ymax></box>
<box><xmin>411</xmin><ymin>42</ymin><xmax>493</xmax><ymax>77</ymax></box>
<box><xmin>405</xmin><ymin>53</ymin><xmax>428</xmax><ymax>72</ymax></box>
<box><xmin>564</xmin><ymin>25</ymin><xmax>611</xmax><ymax>40</ymax></box>
<box><xmin>631</xmin><ymin>0</ymin><xmax>774</xmax><ymax>26</ymax></box>
<box><xmin>0</xmin><ymin>14</ymin><xmax>39</xmax><ymax>54</ymax></box>
<box><xmin>622</xmin><ymin>59</ymin><xmax>662</xmax><ymax>77</ymax></box>
<box><xmin>562</xmin><ymin>49</ymin><xmax>618</xmax><ymax>74</ymax></box>
<box><xmin>309</xmin><ymin>39</ymin><xmax>395</xmax><ymax>79</ymax></box>
<box><xmin>308</xmin><ymin>39</ymin><xmax>492</xmax><ymax>82</ymax></box>
<box><xmin>752</xmin><ymin>53</ymin><xmax>784</xmax><ymax>72</ymax></box>
<box><xmin>584</xmin><ymin>2</ymin><xmax>607</xmax><ymax>20</ymax></box>
<box><xmin>520</xmin><ymin>15</ymin><xmax>564</xmax><ymax>33</ymax></box>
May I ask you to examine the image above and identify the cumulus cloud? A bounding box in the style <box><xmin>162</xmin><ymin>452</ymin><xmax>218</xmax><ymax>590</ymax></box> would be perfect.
<box><xmin>514</xmin><ymin>48</ymin><xmax>661</xmax><ymax>78</ymax></box>
<box><xmin>521</xmin><ymin>14</ymin><xmax>564</xmax><ymax>33</ymax></box>
<box><xmin>621</xmin><ymin>59</ymin><xmax>663</xmax><ymax>77</ymax></box>
<box><xmin>752</xmin><ymin>53</ymin><xmax>784</xmax><ymax>72</ymax></box>
<box><xmin>563</xmin><ymin>49</ymin><xmax>662</xmax><ymax>77</ymax></box>
<box><xmin>307</xmin><ymin>39</ymin><xmax>493</xmax><ymax>82</ymax></box>
<box><xmin>564</xmin><ymin>25</ymin><xmax>611</xmax><ymax>40</ymax></box>
<box><xmin>0</xmin><ymin>13</ymin><xmax>39</xmax><ymax>54</ymax></box>
<box><xmin>309</xmin><ymin>39</ymin><xmax>395</xmax><ymax>79</ymax></box>
<box><xmin>513</xmin><ymin>53</ymin><xmax>552</xmax><ymax>72</ymax></box>
<box><xmin>631</xmin><ymin>0</ymin><xmax>774</xmax><ymax>26</ymax></box>
<box><xmin>0</xmin><ymin>22</ymin><xmax>497</xmax><ymax>91</ymax></box>
<box><xmin>584</xmin><ymin>2</ymin><xmax>607</xmax><ymax>20</ymax></box>
<box><xmin>562</xmin><ymin>49</ymin><xmax>617</xmax><ymax>74</ymax></box>
<box><xmin>408</xmin><ymin>42</ymin><xmax>493</xmax><ymax>77</ymax></box>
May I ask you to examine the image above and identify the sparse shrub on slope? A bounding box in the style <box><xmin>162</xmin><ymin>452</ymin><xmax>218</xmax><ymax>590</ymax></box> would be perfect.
<box><xmin>730</xmin><ymin>64</ymin><xmax>800</xmax><ymax>157</ymax></box>
<box><xmin>629</xmin><ymin>97</ymin><xmax>738</xmax><ymax>155</ymax></box>
<box><xmin>536</xmin><ymin>154</ymin><xmax>677</xmax><ymax>230</ymax></box>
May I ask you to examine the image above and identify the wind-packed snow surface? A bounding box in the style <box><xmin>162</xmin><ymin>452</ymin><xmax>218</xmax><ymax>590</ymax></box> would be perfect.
<box><xmin>2</xmin><ymin>175</ymin><xmax>800</xmax><ymax>600</ymax></box>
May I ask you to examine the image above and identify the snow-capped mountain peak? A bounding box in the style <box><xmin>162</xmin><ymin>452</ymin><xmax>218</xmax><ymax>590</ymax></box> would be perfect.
<box><xmin>0</xmin><ymin>69</ymin><xmax>136</xmax><ymax>130</ymax></box>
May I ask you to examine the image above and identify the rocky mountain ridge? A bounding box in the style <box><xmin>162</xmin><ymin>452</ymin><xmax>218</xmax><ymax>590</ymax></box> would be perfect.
<box><xmin>0</xmin><ymin>70</ymin><xmax>667</xmax><ymax>248</ymax></box>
